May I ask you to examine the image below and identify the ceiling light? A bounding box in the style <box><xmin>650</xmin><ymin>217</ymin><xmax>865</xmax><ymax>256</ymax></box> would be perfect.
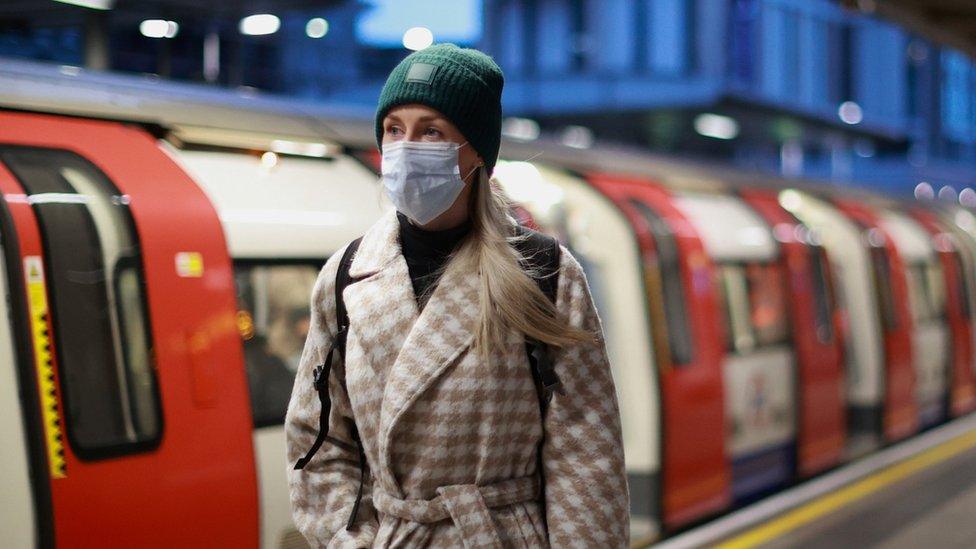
<box><xmin>694</xmin><ymin>113</ymin><xmax>739</xmax><ymax>140</ymax></box>
<box><xmin>306</xmin><ymin>18</ymin><xmax>329</xmax><ymax>39</ymax></box>
<box><xmin>240</xmin><ymin>14</ymin><xmax>280</xmax><ymax>36</ymax></box>
<box><xmin>403</xmin><ymin>27</ymin><xmax>434</xmax><ymax>51</ymax></box>
<box><xmin>140</xmin><ymin>19</ymin><xmax>179</xmax><ymax>39</ymax></box>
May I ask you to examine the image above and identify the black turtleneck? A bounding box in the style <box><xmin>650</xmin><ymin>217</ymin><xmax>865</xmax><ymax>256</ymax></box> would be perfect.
<box><xmin>397</xmin><ymin>211</ymin><xmax>472</xmax><ymax>308</ymax></box>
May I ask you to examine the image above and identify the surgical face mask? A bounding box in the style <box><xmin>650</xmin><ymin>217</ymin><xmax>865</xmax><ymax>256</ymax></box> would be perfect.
<box><xmin>381</xmin><ymin>140</ymin><xmax>479</xmax><ymax>225</ymax></box>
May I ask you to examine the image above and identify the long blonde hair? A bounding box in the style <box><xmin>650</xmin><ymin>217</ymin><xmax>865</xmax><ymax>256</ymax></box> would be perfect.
<box><xmin>426</xmin><ymin>168</ymin><xmax>594</xmax><ymax>355</ymax></box>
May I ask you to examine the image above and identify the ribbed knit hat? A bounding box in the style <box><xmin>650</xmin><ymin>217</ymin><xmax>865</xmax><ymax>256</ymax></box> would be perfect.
<box><xmin>375</xmin><ymin>44</ymin><xmax>504</xmax><ymax>175</ymax></box>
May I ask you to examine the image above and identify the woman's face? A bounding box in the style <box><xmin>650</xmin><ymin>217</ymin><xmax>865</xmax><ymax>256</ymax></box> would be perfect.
<box><xmin>381</xmin><ymin>104</ymin><xmax>484</xmax><ymax>184</ymax></box>
<box><xmin>381</xmin><ymin>104</ymin><xmax>484</xmax><ymax>230</ymax></box>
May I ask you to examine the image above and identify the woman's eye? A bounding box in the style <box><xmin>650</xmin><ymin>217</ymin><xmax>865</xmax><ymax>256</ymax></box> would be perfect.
<box><xmin>388</xmin><ymin>126</ymin><xmax>402</xmax><ymax>136</ymax></box>
<box><xmin>424</xmin><ymin>127</ymin><xmax>443</xmax><ymax>138</ymax></box>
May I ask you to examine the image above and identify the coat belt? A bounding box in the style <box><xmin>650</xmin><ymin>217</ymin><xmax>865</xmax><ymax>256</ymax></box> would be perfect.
<box><xmin>373</xmin><ymin>475</ymin><xmax>541</xmax><ymax>548</ymax></box>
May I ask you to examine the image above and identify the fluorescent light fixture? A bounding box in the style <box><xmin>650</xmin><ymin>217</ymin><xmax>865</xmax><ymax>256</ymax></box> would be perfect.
<box><xmin>240</xmin><ymin>14</ymin><xmax>280</xmax><ymax>36</ymax></box>
<box><xmin>270</xmin><ymin>139</ymin><xmax>332</xmax><ymax>158</ymax></box>
<box><xmin>501</xmin><ymin>117</ymin><xmax>540</xmax><ymax>141</ymax></box>
<box><xmin>403</xmin><ymin>27</ymin><xmax>434</xmax><ymax>50</ymax></box>
<box><xmin>560</xmin><ymin>125</ymin><xmax>594</xmax><ymax>149</ymax></box>
<box><xmin>53</xmin><ymin>0</ymin><xmax>113</xmax><ymax>9</ymax></box>
<box><xmin>140</xmin><ymin>20</ymin><xmax>179</xmax><ymax>39</ymax></box>
<box><xmin>838</xmin><ymin>101</ymin><xmax>863</xmax><ymax>125</ymax></box>
<box><xmin>694</xmin><ymin>113</ymin><xmax>739</xmax><ymax>140</ymax></box>
<box><xmin>306</xmin><ymin>18</ymin><xmax>329</xmax><ymax>38</ymax></box>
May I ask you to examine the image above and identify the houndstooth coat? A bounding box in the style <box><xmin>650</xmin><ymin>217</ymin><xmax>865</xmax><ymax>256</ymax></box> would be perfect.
<box><xmin>285</xmin><ymin>209</ymin><xmax>629</xmax><ymax>548</ymax></box>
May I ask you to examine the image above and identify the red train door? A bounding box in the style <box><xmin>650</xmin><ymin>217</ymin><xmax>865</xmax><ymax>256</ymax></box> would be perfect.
<box><xmin>0</xmin><ymin>111</ymin><xmax>259</xmax><ymax>547</ymax></box>
<box><xmin>586</xmin><ymin>173</ymin><xmax>730</xmax><ymax>530</ymax></box>
<box><xmin>739</xmin><ymin>189</ymin><xmax>847</xmax><ymax>476</ymax></box>
<box><xmin>832</xmin><ymin>198</ymin><xmax>918</xmax><ymax>442</ymax></box>
<box><xmin>910</xmin><ymin>207</ymin><xmax>976</xmax><ymax>417</ymax></box>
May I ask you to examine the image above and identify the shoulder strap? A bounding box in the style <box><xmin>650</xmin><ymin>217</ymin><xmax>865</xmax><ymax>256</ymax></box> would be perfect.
<box><xmin>334</xmin><ymin>236</ymin><xmax>363</xmax><ymax>356</ymax></box>
<box><xmin>512</xmin><ymin>225</ymin><xmax>561</xmax><ymax>303</ymax></box>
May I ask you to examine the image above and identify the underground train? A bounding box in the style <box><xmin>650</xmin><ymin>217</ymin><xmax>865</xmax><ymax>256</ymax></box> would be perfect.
<box><xmin>1</xmin><ymin>58</ymin><xmax>975</xmax><ymax>548</ymax></box>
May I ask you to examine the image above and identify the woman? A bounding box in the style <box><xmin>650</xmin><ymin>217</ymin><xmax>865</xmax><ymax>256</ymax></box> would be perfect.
<box><xmin>285</xmin><ymin>44</ymin><xmax>629</xmax><ymax>548</ymax></box>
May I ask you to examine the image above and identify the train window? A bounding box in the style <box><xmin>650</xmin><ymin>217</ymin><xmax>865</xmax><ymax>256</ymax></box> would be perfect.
<box><xmin>954</xmin><ymin>253</ymin><xmax>973</xmax><ymax>319</ymax></box>
<box><xmin>0</xmin><ymin>147</ymin><xmax>161</xmax><ymax>458</ymax></box>
<box><xmin>869</xmin><ymin>245</ymin><xmax>899</xmax><ymax>331</ymax></box>
<box><xmin>905</xmin><ymin>261</ymin><xmax>946</xmax><ymax>324</ymax></box>
<box><xmin>745</xmin><ymin>263</ymin><xmax>790</xmax><ymax>346</ymax></box>
<box><xmin>629</xmin><ymin>199</ymin><xmax>693</xmax><ymax>365</ymax></box>
<box><xmin>234</xmin><ymin>261</ymin><xmax>320</xmax><ymax>427</ymax></box>
<box><xmin>716</xmin><ymin>264</ymin><xmax>756</xmax><ymax>354</ymax></box>
<box><xmin>808</xmin><ymin>247</ymin><xmax>835</xmax><ymax>344</ymax></box>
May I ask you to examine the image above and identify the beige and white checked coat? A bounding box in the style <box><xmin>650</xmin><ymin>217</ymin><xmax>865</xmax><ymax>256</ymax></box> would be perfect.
<box><xmin>285</xmin><ymin>210</ymin><xmax>629</xmax><ymax>548</ymax></box>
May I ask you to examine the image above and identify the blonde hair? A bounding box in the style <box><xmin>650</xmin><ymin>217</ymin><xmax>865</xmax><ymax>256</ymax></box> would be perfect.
<box><xmin>425</xmin><ymin>168</ymin><xmax>594</xmax><ymax>356</ymax></box>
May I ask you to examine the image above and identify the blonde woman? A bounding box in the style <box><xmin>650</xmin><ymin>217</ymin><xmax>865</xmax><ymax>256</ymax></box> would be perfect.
<box><xmin>286</xmin><ymin>44</ymin><xmax>629</xmax><ymax>548</ymax></box>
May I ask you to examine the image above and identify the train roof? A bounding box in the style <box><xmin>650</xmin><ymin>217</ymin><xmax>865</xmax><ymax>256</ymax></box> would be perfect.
<box><xmin>0</xmin><ymin>56</ymin><xmax>912</xmax><ymax>207</ymax></box>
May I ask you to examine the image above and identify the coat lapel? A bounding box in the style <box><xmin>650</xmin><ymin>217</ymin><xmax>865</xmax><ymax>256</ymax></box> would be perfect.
<box><xmin>344</xmin><ymin>210</ymin><xmax>418</xmax><ymax>389</ymax></box>
<box><xmin>343</xmin><ymin>209</ymin><xmax>483</xmax><ymax>495</ymax></box>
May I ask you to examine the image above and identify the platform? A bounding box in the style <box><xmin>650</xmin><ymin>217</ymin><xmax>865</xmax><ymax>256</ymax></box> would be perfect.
<box><xmin>654</xmin><ymin>413</ymin><xmax>976</xmax><ymax>549</ymax></box>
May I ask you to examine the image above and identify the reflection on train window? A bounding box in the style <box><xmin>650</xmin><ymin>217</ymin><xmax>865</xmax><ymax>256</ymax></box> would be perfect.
<box><xmin>629</xmin><ymin>199</ymin><xmax>693</xmax><ymax>365</ymax></box>
<box><xmin>0</xmin><ymin>147</ymin><xmax>161</xmax><ymax>458</ymax></box>
<box><xmin>234</xmin><ymin>261</ymin><xmax>320</xmax><ymax>428</ymax></box>
<box><xmin>715</xmin><ymin>262</ymin><xmax>789</xmax><ymax>354</ymax></box>
<box><xmin>905</xmin><ymin>261</ymin><xmax>945</xmax><ymax>324</ymax></box>
<box><xmin>808</xmin><ymin>247</ymin><xmax>835</xmax><ymax>344</ymax></box>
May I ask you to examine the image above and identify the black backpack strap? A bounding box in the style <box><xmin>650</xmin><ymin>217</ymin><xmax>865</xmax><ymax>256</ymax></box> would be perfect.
<box><xmin>513</xmin><ymin>226</ymin><xmax>563</xmax><ymax>412</ymax></box>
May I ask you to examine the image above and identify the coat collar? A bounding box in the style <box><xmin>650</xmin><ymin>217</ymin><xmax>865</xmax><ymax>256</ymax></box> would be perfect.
<box><xmin>343</xmin><ymin>209</ymin><xmax>482</xmax><ymax>496</ymax></box>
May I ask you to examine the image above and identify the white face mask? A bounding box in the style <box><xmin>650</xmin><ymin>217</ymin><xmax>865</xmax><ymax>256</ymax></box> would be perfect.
<box><xmin>381</xmin><ymin>140</ymin><xmax>479</xmax><ymax>225</ymax></box>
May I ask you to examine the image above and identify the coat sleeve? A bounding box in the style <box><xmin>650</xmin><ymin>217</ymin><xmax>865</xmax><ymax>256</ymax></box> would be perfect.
<box><xmin>285</xmin><ymin>245</ymin><xmax>379</xmax><ymax>549</ymax></box>
<box><xmin>542</xmin><ymin>246</ymin><xmax>630</xmax><ymax>548</ymax></box>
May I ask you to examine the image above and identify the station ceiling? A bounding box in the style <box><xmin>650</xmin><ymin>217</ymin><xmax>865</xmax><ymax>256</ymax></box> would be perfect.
<box><xmin>0</xmin><ymin>1</ymin><xmax>344</xmax><ymax>21</ymax></box>
<box><xmin>847</xmin><ymin>0</ymin><xmax>976</xmax><ymax>58</ymax></box>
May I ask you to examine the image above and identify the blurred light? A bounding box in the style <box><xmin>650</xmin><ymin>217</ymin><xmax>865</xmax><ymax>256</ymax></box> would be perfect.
<box><xmin>306</xmin><ymin>18</ymin><xmax>329</xmax><ymax>38</ymax></box>
<box><xmin>59</xmin><ymin>65</ymin><xmax>81</xmax><ymax>76</ymax></box>
<box><xmin>854</xmin><ymin>138</ymin><xmax>875</xmax><ymax>158</ymax></box>
<box><xmin>907</xmin><ymin>40</ymin><xmax>929</xmax><ymax>64</ymax></box>
<box><xmin>694</xmin><ymin>113</ymin><xmax>739</xmax><ymax>140</ymax></box>
<box><xmin>240</xmin><ymin>14</ymin><xmax>280</xmax><ymax>36</ymax></box>
<box><xmin>772</xmin><ymin>223</ymin><xmax>795</xmax><ymax>243</ymax></box>
<box><xmin>53</xmin><ymin>0</ymin><xmax>113</xmax><ymax>9</ymax></box>
<box><xmin>261</xmin><ymin>151</ymin><xmax>278</xmax><ymax>169</ymax></box>
<box><xmin>271</xmin><ymin>139</ymin><xmax>332</xmax><ymax>158</ymax></box>
<box><xmin>939</xmin><ymin>185</ymin><xmax>958</xmax><ymax>201</ymax></box>
<box><xmin>140</xmin><ymin>20</ymin><xmax>179</xmax><ymax>39</ymax></box>
<box><xmin>838</xmin><ymin>101</ymin><xmax>863</xmax><ymax>125</ymax></box>
<box><xmin>493</xmin><ymin>161</ymin><xmax>564</xmax><ymax>215</ymax></box>
<box><xmin>403</xmin><ymin>27</ymin><xmax>434</xmax><ymax>50</ymax></box>
<box><xmin>778</xmin><ymin>189</ymin><xmax>802</xmax><ymax>212</ymax></box>
<box><xmin>866</xmin><ymin>228</ymin><xmax>885</xmax><ymax>247</ymax></box>
<box><xmin>560</xmin><ymin>125</ymin><xmax>594</xmax><ymax>149</ymax></box>
<box><xmin>960</xmin><ymin>188</ymin><xmax>976</xmax><ymax>208</ymax></box>
<box><xmin>501</xmin><ymin>117</ymin><xmax>540</xmax><ymax>141</ymax></box>
<box><xmin>914</xmin><ymin>181</ymin><xmax>935</xmax><ymax>200</ymax></box>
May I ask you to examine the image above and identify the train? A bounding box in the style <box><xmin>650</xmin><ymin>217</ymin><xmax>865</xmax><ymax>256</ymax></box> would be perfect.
<box><xmin>1</xmin><ymin>57</ymin><xmax>974</xmax><ymax>548</ymax></box>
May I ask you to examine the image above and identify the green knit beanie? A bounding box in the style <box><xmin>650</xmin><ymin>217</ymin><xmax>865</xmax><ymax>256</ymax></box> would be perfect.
<box><xmin>374</xmin><ymin>43</ymin><xmax>504</xmax><ymax>175</ymax></box>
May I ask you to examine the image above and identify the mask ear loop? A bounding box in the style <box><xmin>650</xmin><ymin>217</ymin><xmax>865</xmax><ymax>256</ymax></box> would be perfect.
<box><xmin>462</xmin><ymin>160</ymin><xmax>484</xmax><ymax>182</ymax></box>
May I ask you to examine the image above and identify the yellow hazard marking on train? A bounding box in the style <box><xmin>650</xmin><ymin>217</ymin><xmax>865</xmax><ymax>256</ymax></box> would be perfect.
<box><xmin>715</xmin><ymin>428</ymin><xmax>976</xmax><ymax>548</ymax></box>
<box><xmin>24</xmin><ymin>256</ymin><xmax>66</xmax><ymax>479</ymax></box>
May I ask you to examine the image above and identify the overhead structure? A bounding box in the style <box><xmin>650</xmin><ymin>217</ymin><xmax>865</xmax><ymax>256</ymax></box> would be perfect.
<box><xmin>845</xmin><ymin>0</ymin><xmax>976</xmax><ymax>58</ymax></box>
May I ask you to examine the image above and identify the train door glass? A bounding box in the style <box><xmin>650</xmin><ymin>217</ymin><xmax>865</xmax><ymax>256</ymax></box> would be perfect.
<box><xmin>808</xmin><ymin>246</ymin><xmax>836</xmax><ymax>344</ymax></box>
<box><xmin>715</xmin><ymin>262</ymin><xmax>790</xmax><ymax>353</ymax></box>
<box><xmin>0</xmin><ymin>147</ymin><xmax>161</xmax><ymax>458</ymax></box>
<box><xmin>868</xmin><ymin>241</ymin><xmax>899</xmax><ymax>331</ymax></box>
<box><xmin>628</xmin><ymin>199</ymin><xmax>693</xmax><ymax>365</ymax></box>
<box><xmin>234</xmin><ymin>261</ymin><xmax>320</xmax><ymax>427</ymax></box>
<box><xmin>905</xmin><ymin>261</ymin><xmax>946</xmax><ymax>324</ymax></box>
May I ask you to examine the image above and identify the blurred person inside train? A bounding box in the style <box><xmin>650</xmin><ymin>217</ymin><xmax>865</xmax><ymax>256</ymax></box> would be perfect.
<box><xmin>284</xmin><ymin>44</ymin><xmax>630</xmax><ymax>547</ymax></box>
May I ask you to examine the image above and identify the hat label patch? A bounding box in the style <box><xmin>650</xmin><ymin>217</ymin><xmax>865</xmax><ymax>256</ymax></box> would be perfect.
<box><xmin>405</xmin><ymin>62</ymin><xmax>437</xmax><ymax>85</ymax></box>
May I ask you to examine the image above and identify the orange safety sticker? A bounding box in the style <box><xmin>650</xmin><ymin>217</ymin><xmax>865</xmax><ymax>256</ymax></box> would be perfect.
<box><xmin>24</xmin><ymin>255</ymin><xmax>66</xmax><ymax>479</ymax></box>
